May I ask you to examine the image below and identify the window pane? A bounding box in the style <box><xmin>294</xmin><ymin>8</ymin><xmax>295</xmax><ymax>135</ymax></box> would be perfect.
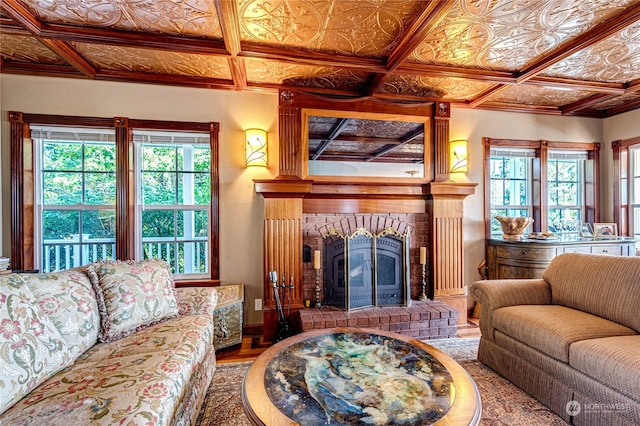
<box><xmin>142</xmin><ymin>210</ymin><xmax>175</xmax><ymax>238</ymax></box>
<box><xmin>85</xmin><ymin>143</ymin><xmax>116</xmax><ymax>172</ymax></box>
<box><xmin>513</xmin><ymin>158</ymin><xmax>527</xmax><ymax>179</ymax></box>
<box><xmin>174</xmin><ymin>210</ymin><xmax>208</xmax><ymax>238</ymax></box>
<box><xmin>42</xmin><ymin>210</ymin><xmax>79</xmax><ymax>239</ymax></box>
<box><xmin>490</xmin><ymin>180</ymin><xmax>505</xmax><ymax>205</ymax></box>
<box><xmin>43</xmin><ymin>172</ymin><xmax>82</xmax><ymax>205</ymax></box>
<box><xmin>43</xmin><ymin>142</ymin><xmax>82</xmax><ymax>171</ymax></box>
<box><xmin>490</xmin><ymin>159</ymin><xmax>504</xmax><ymax>178</ymax></box>
<box><xmin>82</xmin><ymin>211</ymin><xmax>115</xmax><ymax>263</ymax></box>
<box><xmin>83</xmin><ymin>210</ymin><xmax>116</xmax><ymax>239</ymax></box>
<box><xmin>177</xmin><ymin>172</ymin><xmax>210</xmax><ymax>204</ymax></box>
<box><xmin>142</xmin><ymin>172</ymin><xmax>177</xmax><ymax>205</ymax></box>
<box><xmin>85</xmin><ymin>172</ymin><xmax>116</xmax><ymax>205</ymax></box>
<box><xmin>193</xmin><ymin>147</ymin><xmax>211</xmax><ymax>172</ymax></box>
<box><xmin>143</xmin><ymin>145</ymin><xmax>176</xmax><ymax>171</ymax></box>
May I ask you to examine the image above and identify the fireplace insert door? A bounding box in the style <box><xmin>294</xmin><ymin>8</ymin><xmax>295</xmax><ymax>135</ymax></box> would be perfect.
<box><xmin>324</xmin><ymin>232</ymin><xmax>409</xmax><ymax>310</ymax></box>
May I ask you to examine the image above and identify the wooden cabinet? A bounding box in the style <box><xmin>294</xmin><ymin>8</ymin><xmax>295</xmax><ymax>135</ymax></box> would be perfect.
<box><xmin>487</xmin><ymin>237</ymin><xmax>637</xmax><ymax>279</ymax></box>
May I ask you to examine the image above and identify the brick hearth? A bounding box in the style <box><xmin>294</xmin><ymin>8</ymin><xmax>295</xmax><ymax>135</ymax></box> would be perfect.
<box><xmin>294</xmin><ymin>300</ymin><xmax>458</xmax><ymax>339</ymax></box>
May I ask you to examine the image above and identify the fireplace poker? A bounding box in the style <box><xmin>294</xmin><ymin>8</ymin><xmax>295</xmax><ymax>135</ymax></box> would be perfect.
<box><xmin>287</xmin><ymin>274</ymin><xmax>294</xmax><ymax>318</ymax></box>
<box><xmin>269</xmin><ymin>271</ymin><xmax>285</xmax><ymax>323</ymax></box>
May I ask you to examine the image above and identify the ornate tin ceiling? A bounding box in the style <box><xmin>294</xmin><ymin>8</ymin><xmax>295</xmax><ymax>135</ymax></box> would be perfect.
<box><xmin>2</xmin><ymin>0</ymin><xmax>640</xmax><ymax>117</ymax></box>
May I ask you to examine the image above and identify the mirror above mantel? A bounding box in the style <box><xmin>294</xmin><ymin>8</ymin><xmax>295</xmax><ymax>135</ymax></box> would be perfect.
<box><xmin>305</xmin><ymin>109</ymin><xmax>429</xmax><ymax>179</ymax></box>
<box><xmin>277</xmin><ymin>91</ymin><xmax>436</xmax><ymax>182</ymax></box>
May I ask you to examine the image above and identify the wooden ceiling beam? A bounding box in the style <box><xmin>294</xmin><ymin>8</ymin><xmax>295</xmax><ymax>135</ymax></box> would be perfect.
<box><xmin>1</xmin><ymin>0</ymin><xmax>42</xmax><ymax>34</ymax></box>
<box><xmin>38</xmin><ymin>38</ymin><xmax>96</xmax><ymax>78</ymax></box>
<box><xmin>365</xmin><ymin>0</ymin><xmax>456</xmax><ymax>95</ymax></box>
<box><xmin>95</xmin><ymin>69</ymin><xmax>236</xmax><ymax>91</ymax></box>
<box><xmin>214</xmin><ymin>0</ymin><xmax>247</xmax><ymax>90</ymax></box>
<box><xmin>468</xmin><ymin>84</ymin><xmax>511</xmax><ymax>108</ymax></box>
<box><xmin>239</xmin><ymin>41</ymin><xmax>386</xmax><ymax>72</ymax></box>
<box><xmin>561</xmin><ymin>93</ymin><xmax>618</xmax><ymax>115</ymax></box>
<box><xmin>0</xmin><ymin>60</ymin><xmax>84</xmax><ymax>77</ymax></box>
<box><xmin>0</xmin><ymin>9</ymin><xmax>229</xmax><ymax>56</ymax></box>
<box><xmin>626</xmin><ymin>79</ymin><xmax>640</xmax><ymax>94</ymax></box>
<box><xmin>525</xmin><ymin>76</ymin><xmax>625</xmax><ymax>94</ymax></box>
<box><xmin>516</xmin><ymin>3</ymin><xmax>640</xmax><ymax>83</ymax></box>
<box><xmin>606</xmin><ymin>96</ymin><xmax>640</xmax><ymax>116</ymax></box>
<box><xmin>396</xmin><ymin>63</ymin><xmax>516</xmax><ymax>84</ymax></box>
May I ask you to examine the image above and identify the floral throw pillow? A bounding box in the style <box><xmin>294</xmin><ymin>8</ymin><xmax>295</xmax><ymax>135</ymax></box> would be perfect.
<box><xmin>0</xmin><ymin>274</ymin><xmax>72</xmax><ymax>415</ymax></box>
<box><xmin>87</xmin><ymin>259</ymin><xmax>179</xmax><ymax>343</ymax></box>
<box><xmin>21</xmin><ymin>268</ymin><xmax>100</xmax><ymax>359</ymax></box>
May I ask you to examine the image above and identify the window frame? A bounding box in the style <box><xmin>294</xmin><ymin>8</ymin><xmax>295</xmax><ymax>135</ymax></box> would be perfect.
<box><xmin>34</xmin><ymin>132</ymin><xmax>117</xmax><ymax>272</ymax></box>
<box><xmin>613</xmin><ymin>136</ymin><xmax>640</xmax><ymax>241</ymax></box>
<box><xmin>8</xmin><ymin>112</ymin><xmax>220</xmax><ymax>285</ymax></box>
<box><xmin>488</xmin><ymin>149</ymin><xmax>534</xmax><ymax>236</ymax></box>
<box><xmin>483</xmin><ymin>137</ymin><xmax>600</xmax><ymax>239</ymax></box>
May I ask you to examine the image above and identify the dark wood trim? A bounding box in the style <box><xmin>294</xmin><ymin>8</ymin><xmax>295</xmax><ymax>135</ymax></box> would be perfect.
<box><xmin>612</xmin><ymin>136</ymin><xmax>640</xmax><ymax>236</ymax></box>
<box><xmin>9</xmin><ymin>112</ymin><xmax>29</xmax><ymax>271</ymax></box>
<box><xmin>37</xmin><ymin>38</ymin><xmax>96</xmax><ymax>78</ymax></box>
<box><xmin>561</xmin><ymin>94</ymin><xmax>619</xmax><ymax>115</ymax></box>
<box><xmin>114</xmin><ymin>118</ymin><xmax>135</xmax><ymax>260</ymax></box>
<box><xmin>611</xmin><ymin>140</ymin><xmax>629</xmax><ymax>236</ymax></box>
<box><xmin>209</xmin><ymin>122</ymin><xmax>221</xmax><ymax>281</ymax></box>
<box><xmin>243</xmin><ymin>323</ymin><xmax>264</xmax><ymax>337</ymax></box>
<box><xmin>174</xmin><ymin>279</ymin><xmax>221</xmax><ymax>287</ymax></box>
<box><xmin>1</xmin><ymin>0</ymin><xmax>42</xmax><ymax>34</ymax></box>
<box><xmin>585</xmin><ymin>144</ymin><xmax>600</xmax><ymax>225</ymax></box>
<box><xmin>482</xmin><ymin>138</ymin><xmax>492</xmax><ymax>239</ymax></box>
<box><xmin>537</xmin><ymin>142</ymin><xmax>549</xmax><ymax>233</ymax></box>
<box><xmin>469</xmin><ymin>85</ymin><xmax>511</xmax><ymax>108</ymax></box>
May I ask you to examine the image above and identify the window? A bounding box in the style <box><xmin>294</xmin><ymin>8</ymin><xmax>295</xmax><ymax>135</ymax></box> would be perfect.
<box><xmin>135</xmin><ymin>131</ymin><xmax>211</xmax><ymax>278</ymax></box>
<box><xmin>630</xmin><ymin>147</ymin><xmax>640</xmax><ymax>242</ymax></box>
<box><xmin>484</xmin><ymin>138</ymin><xmax>599</xmax><ymax>238</ymax></box>
<box><xmin>9</xmin><ymin>112</ymin><xmax>220</xmax><ymax>283</ymax></box>
<box><xmin>614</xmin><ymin>137</ymin><xmax>640</xmax><ymax>247</ymax></box>
<box><xmin>547</xmin><ymin>151</ymin><xmax>587</xmax><ymax>235</ymax></box>
<box><xmin>33</xmin><ymin>127</ymin><xmax>116</xmax><ymax>272</ymax></box>
<box><xmin>489</xmin><ymin>149</ymin><xmax>533</xmax><ymax>235</ymax></box>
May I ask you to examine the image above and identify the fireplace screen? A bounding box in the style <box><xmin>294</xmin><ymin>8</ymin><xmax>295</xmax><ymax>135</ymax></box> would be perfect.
<box><xmin>323</xmin><ymin>227</ymin><xmax>410</xmax><ymax>310</ymax></box>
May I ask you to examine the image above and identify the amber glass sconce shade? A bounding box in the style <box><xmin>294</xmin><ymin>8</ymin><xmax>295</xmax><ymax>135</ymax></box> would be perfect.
<box><xmin>245</xmin><ymin>128</ymin><xmax>268</xmax><ymax>167</ymax></box>
<box><xmin>449</xmin><ymin>139</ymin><xmax>469</xmax><ymax>173</ymax></box>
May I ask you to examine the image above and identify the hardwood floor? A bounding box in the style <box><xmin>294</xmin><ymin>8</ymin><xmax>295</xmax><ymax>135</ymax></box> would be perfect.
<box><xmin>215</xmin><ymin>318</ymin><xmax>481</xmax><ymax>364</ymax></box>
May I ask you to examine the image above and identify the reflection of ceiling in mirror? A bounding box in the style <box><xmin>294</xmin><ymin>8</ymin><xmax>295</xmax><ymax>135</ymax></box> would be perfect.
<box><xmin>308</xmin><ymin>116</ymin><xmax>424</xmax><ymax>164</ymax></box>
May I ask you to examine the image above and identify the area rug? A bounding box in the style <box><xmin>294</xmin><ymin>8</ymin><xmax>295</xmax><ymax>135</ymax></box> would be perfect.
<box><xmin>195</xmin><ymin>337</ymin><xmax>568</xmax><ymax>425</ymax></box>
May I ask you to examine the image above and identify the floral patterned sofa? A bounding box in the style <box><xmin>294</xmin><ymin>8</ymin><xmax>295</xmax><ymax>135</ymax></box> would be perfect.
<box><xmin>0</xmin><ymin>259</ymin><xmax>219</xmax><ymax>425</ymax></box>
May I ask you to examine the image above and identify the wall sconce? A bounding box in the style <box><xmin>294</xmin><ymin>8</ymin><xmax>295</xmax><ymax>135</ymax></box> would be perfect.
<box><xmin>245</xmin><ymin>128</ymin><xmax>267</xmax><ymax>167</ymax></box>
<box><xmin>449</xmin><ymin>139</ymin><xmax>469</xmax><ymax>173</ymax></box>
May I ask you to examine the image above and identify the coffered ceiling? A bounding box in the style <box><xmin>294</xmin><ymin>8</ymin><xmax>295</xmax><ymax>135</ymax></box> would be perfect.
<box><xmin>2</xmin><ymin>0</ymin><xmax>640</xmax><ymax>117</ymax></box>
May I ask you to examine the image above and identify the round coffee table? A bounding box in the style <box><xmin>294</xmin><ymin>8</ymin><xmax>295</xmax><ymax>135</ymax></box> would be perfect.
<box><xmin>242</xmin><ymin>327</ymin><xmax>481</xmax><ymax>425</ymax></box>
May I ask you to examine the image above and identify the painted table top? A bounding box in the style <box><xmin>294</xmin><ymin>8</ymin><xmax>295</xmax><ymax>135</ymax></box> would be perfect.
<box><xmin>242</xmin><ymin>327</ymin><xmax>481</xmax><ymax>426</ymax></box>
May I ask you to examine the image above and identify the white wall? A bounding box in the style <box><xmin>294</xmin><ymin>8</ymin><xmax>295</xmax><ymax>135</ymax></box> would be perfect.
<box><xmin>449</xmin><ymin>108</ymin><xmax>603</xmax><ymax>296</ymax></box>
<box><xmin>0</xmin><ymin>74</ymin><xmax>279</xmax><ymax>324</ymax></box>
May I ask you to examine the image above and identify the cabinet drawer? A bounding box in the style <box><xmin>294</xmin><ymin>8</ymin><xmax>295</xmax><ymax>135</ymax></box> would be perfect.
<box><xmin>495</xmin><ymin>245</ymin><xmax>556</xmax><ymax>262</ymax></box>
<box><xmin>591</xmin><ymin>245</ymin><xmax>622</xmax><ymax>255</ymax></box>
<box><xmin>563</xmin><ymin>246</ymin><xmax>591</xmax><ymax>254</ymax></box>
<box><xmin>496</xmin><ymin>261</ymin><xmax>547</xmax><ymax>279</ymax></box>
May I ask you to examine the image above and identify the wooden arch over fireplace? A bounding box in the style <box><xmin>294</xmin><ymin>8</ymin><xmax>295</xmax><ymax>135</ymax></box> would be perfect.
<box><xmin>255</xmin><ymin>90</ymin><xmax>476</xmax><ymax>342</ymax></box>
